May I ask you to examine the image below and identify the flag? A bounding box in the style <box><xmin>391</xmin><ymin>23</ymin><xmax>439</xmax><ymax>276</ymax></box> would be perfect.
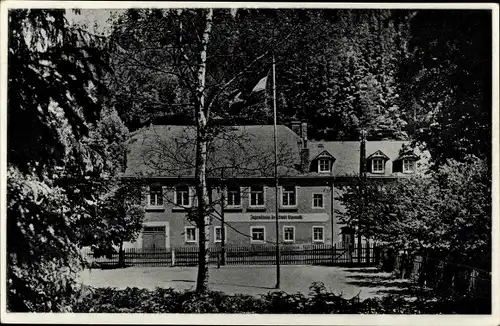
<box><xmin>228</xmin><ymin>68</ymin><xmax>270</xmax><ymax>113</ymax></box>
<box><xmin>228</xmin><ymin>90</ymin><xmax>244</xmax><ymax>106</ymax></box>
<box><xmin>245</xmin><ymin>68</ymin><xmax>270</xmax><ymax>104</ymax></box>
<box><xmin>251</xmin><ymin>76</ymin><xmax>268</xmax><ymax>93</ymax></box>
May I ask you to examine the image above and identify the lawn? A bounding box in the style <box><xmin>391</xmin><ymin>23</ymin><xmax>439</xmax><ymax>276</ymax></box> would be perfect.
<box><xmin>78</xmin><ymin>265</ymin><xmax>414</xmax><ymax>300</ymax></box>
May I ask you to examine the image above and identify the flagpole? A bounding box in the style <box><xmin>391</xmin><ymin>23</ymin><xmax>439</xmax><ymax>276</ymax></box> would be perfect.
<box><xmin>272</xmin><ymin>52</ymin><xmax>280</xmax><ymax>289</ymax></box>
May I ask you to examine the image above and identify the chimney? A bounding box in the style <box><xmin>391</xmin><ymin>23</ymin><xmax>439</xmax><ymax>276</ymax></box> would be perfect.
<box><xmin>300</xmin><ymin>148</ymin><xmax>310</xmax><ymax>173</ymax></box>
<box><xmin>360</xmin><ymin>129</ymin><xmax>367</xmax><ymax>177</ymax></box>
<box><xmin>290</xmin><ymin>121</ymin><xmax>301</xmax><ymax>136</ymax></box>
<box><xmin>301</xmin><ymin>122</ymin><xmax>308</xmax><ymax>141</ymax></box>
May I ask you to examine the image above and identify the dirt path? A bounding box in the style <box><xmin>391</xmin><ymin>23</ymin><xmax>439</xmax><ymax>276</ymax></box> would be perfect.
<box><xmin>78</xmin><ymin>265</ymin><xmax>413</xmax><ymax>300</ymax></box>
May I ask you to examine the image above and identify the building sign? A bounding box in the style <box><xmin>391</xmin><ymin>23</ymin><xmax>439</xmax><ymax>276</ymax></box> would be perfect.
<box><xmin>225</xmin><ymin>213</ymin><xmax>329</xmax><ymax>223</ymax></box>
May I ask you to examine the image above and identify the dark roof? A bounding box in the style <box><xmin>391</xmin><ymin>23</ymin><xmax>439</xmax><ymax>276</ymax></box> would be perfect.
<box><xmin>124</xmin><ymin>125</ymin><xmax>430</xmax><ymax>180</ymax></box>
<box><xmin>124</xmin><ymin>125</ymin><xmax>302</xmax><ymax>179</ymax></box>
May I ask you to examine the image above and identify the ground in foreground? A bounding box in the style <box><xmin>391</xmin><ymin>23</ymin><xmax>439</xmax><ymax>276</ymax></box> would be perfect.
<box><xmin>78</xmin><ymin>265</ymin><xmax>415</xmax><ymax>300</ymax></box>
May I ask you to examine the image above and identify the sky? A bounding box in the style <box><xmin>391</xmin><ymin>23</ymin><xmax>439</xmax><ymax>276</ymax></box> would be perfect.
<box><xmin>65</xmin><ymin>8</ymin><xmax>238</xmax><ymax>35</ymax></box>
<box><xmin>65</xmin><ymin>9</ymin><xmax>125</xmax><ymax>36</ymax></box>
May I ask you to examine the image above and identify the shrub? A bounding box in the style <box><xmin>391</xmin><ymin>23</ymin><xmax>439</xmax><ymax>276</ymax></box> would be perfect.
<box><xmin>71</xmin><ymin>282</ymin><xmax>491</xmax><ymax>314</ymax></box>
<box><xmin>261</xmin><ymin>291</ymin><xmax>307</xmax><ymax>313</ymax></box>
<box><xmin>7</xmin><ymin>167</ymin><xmax>84</xmax><ymax>312</ymax></box>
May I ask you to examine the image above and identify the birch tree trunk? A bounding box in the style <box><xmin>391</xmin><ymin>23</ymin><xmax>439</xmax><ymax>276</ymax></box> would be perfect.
<box><xmin>194</xmin><ymin>9</ymin><xmax>213</xmax><ymax>293</ymax></box>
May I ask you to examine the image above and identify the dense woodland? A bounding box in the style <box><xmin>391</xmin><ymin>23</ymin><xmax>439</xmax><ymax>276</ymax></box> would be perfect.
<box><xmin>6</xmin><ymin>8</ymin><xmax>492</xmax><ymax>311</ymax></box>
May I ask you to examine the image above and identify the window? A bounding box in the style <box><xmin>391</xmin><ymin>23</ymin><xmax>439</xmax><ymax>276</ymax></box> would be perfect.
<box><xmin>149</xmin><ymin>186</ymin><xmax>163</xmax><ymax>207</ymax></box>
<box><xmin>281</xmin><ymin>186</ymin><xmax>297</xmax><ymax>207</ymax></box>
<box><xmin>312</xmin><ymin>193</ymin><xmax>324</xmax><ymax>209</ymax></box>
<box><xmin>227</xmin><ymin>186</ymin><xmax>241</xmax><ymax>207</ymax></box>
<box><xmin>403</xmin><ymin>159</ymin><xmax>416</xmax><ymax>173</ymax></box>
<box><xmin>318</xmin><ymin>158</ymin><xmax>331</xmax><ymax>172</ymax></box>
<box><xmin>250</xmin><ymin>226</ymin><xmax>265</xmax><ymax>243</ymax></box>
<box><xmin>372</xmin><ymin>158</ymin><xmax>384</xmax><ymax>173</ymax></box>
<box><xmin>185</xmin><ymin>226</ymin><xmax>197</xmax><ymax>243</ymax></box>
<box><xmin>175</xmin><ymin>186</ymin><xmax>191</xmax><ymax>207</ymax></box>
<box><xmin>214</xmin><ymin>226</ymin><xmax>226</xmax><ymax>243</ymax></box>
<box><xmin>283</xmin><ymin>226</ymin><xmax>295</xmax><ymax>242</ymax></box>
<box><xmin>312</xmin><ymin>226</ymin><xmax>324</xmax><ymax>242</ymax></box>
<box><xmin>249</xmin><ymin>186</ymin><xmax>265</xmax><ymax>207</ymax></box>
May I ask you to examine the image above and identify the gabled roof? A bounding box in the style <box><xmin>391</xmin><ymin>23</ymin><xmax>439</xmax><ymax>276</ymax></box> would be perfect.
<box><xmin>396</xmin><ymin>153</ymin><xmax>420</xmax><ymax>160</ymax></box>
<box><xmin>312</xmin><ymin>150</ymin><xmax>336</xmax><ymax>161</ymax></box>
<box><xmin>395</xmin><ymin>143</ymin><xmax>420</xmax><ymax>161</ymax></box>
<box><xmin>366</xmin><ymin>150</ymin><xmax>390</xmax><ymax>161</ymax></box>
<box><xmin>124</xmin><ymin>125</ymin><xmax>302</xmax><ymax>179</ymax></box>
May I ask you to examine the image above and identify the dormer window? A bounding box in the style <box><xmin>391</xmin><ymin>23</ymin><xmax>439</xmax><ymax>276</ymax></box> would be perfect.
<box><xmin>367</xmin><ymin>150</ymin><xmax>389</xmax><ymax>174</ymax></box>
<box><xmin>318</xmin><ymin>158</ymin><xmax>331</xmax><ymax>173</ymax></box>
<box><xmin>311</xmin><ymin>150</ymin><xmax>335</xmax><ymax>173</ymax></box>
<box><xmin>395</xmin><ymin>147</ymin><xmax>420</xmax><ymax>174</ymax></box>
<box><xmin>371</xmin><ymin>158</ymin><xmax>385</xmax><ymax>173</ymax></box>
<box><xmin>403</xmin><ymin>159</ymin><xmax>416</xmax><ymax>173</ymax></box>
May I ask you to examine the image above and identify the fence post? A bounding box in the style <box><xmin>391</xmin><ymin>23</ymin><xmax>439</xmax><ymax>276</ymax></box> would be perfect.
<box><xmin>349</xmin><ymin>243</ymin><xmax>353</xmax><ymax>264</ymax></box>
<box><xmin>374</xmin><ymin>245</ymin><xmax>380</xmax><ymax>265</ymax></box>
<box><xmin>365</xmin><ymin>241</ymin><xmax>370</xmax><ymax>264</ymax></box>
<box><xmin>171</xmin><ymin>248</ymin><xmax>176</xmax><ymax>267</ymax></box>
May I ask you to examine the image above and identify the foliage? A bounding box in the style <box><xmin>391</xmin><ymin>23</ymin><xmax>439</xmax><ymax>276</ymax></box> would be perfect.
<box><xmin>400</xmin><ymin>10</ymin><xmax>492</xmax><ymax>165</ymax></box>
<box><xmin>289</xmin><ymin>10</ymin><xmax>410</xmax><ymax>140</ymax></box>
<box><xmin>337</xmin><ymin>157</ymin><xmax>491</xmax><ymax>269</ymax></box>
<box><xmin>8</xmin><ymin>9</ymin><xmax>111</xmax><ymax>176</ymax></box>
<box><xmin>6</xmin><ymin>9</ymin><xmax>129</xmax><ymax>311</ymax></box>
<box><xmin>106</xmin><ymin>8</ymin><xmax>492</xmax><ymax>155</ymax></box>
<box><xmin>107</xmin><ymin>9</ymin><xmax>412</xmax><ymax>141</ymax></box>
<box><xmin>85</xmin><ymin>180</ymin><xmax>145</xmax><ymax>258</ymax></box>
<box><xmin>6</xmin><ymin>166</ymin><xmax>82</xmax><ymax>311</ymax></box>
<box><xmin>71</xmin><ymin>282</ymin><xmax>490</xmax><ymax>314</ymax></box>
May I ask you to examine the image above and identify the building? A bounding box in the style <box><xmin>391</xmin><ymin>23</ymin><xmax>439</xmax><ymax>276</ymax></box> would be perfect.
<box><xmin>122</xmin><ymin>122</ymin><xmax>428</xmax><ymax>250</ymax></box>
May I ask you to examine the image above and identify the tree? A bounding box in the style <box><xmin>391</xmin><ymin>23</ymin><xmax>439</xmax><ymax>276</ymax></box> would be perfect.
<box><xmin>8</xmin><ymin>9</ymin><xmax>111</xmax><ymax>175</ymax></box>
<box><xmin>6</xmin><ymin>9</ymin><xmax>115</xmax><ymax>311</ymax></box>
<box><xmin>337</xmin><ymin>157</ymin><xmax>491</xmax><ymax>269</ymax></box>
<box><xmin>75</xmin><ymin>107</ymin><xmax>145</xmax><ymax>266</ymax></box>
<box><xmin>108</xmin><ymin>8</ymin><xmax>305</xmax><ymax>292</ymax></box>
<box><xmin>89</xmin><ymin>181</ymin><xmax>144</xmax><ymax>266</ymax></box>
<box><xmin>400</xmin><ymin>10</ymin><xmax>492</xmax><ymax>166</ymax></box>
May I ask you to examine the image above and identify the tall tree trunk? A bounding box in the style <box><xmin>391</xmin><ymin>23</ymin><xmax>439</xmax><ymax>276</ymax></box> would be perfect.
<box><xmin>220</xmin><ymin>183</ymin><xmax>226</xmax><ymax>266</ymax></box>
<box><xmin>194</xmin><ymin>9</ymin><xmax>213</xmax><ymax>293</ymax></box>
<box><xmin>118</xmin><ymin>240</ymin><xmax>124</xmax><ymax>267</ymax></box>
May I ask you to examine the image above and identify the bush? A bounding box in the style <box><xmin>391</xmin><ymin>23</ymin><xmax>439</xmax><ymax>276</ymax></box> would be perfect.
<box><xmin>71</xmin><ymin>282</ymin><xmax>491</xmax><ymax>314</ymax></box>
<box><xmin>7</xmin><ymin>167</ymin><xmax>84</xmax><ymax>312</ymax></box>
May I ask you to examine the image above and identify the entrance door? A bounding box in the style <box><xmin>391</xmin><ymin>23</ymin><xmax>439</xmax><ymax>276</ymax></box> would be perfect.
<box><xmin>142</xmin><ymin>226</ymin><xmax>166</xmax><ymax>251</ymax></box>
